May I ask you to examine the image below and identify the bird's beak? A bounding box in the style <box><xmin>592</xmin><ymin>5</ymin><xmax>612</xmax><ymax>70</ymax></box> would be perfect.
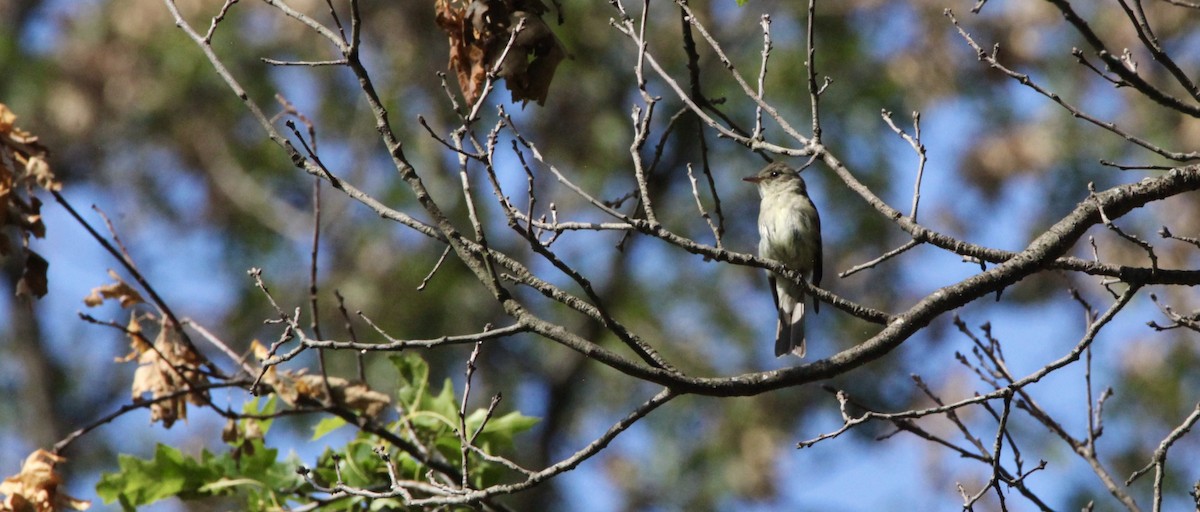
<box><xmin>742</xmin><ymin>176</ymin><xmax>762</xmax><ymax>184</ymax></box>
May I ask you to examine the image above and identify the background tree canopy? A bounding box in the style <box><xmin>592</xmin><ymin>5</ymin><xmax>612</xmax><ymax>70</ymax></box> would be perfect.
<box><xmin>2</xmin><ymin>0</ymin><xmax>1200</xmax><ymax>510</ymax></box>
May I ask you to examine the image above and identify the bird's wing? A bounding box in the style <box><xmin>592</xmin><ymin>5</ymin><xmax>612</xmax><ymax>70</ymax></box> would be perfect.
<box><xmin>811</xmin><ymin>205</ymin><xmax>822</xmax><ymax>314</ymax></box>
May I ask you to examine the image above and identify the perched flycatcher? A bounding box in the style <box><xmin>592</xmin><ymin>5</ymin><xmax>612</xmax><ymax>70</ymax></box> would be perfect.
<box><xmin>743</xmin><ymin>162</ymin><xmax>823</xmax><ymax>357</ymax></box>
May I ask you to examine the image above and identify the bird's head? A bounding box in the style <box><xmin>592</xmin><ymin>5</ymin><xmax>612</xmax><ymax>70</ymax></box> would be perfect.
<box><xmin>742</xmin><ymin>162</ymin><xmax>805</xmax><ymax>196</ymax></box>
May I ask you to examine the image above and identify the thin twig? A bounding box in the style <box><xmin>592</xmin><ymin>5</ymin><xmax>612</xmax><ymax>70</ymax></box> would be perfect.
<box><xmin>946</xmin><ymin>9</ymin><xmax>1200</xmax><ymax>162</ymax></box>
<box><xmin>418</xmin><ymin>246</ymin><xmax>454</xmax><ymax>291</ymax></box>
<box><xmin>686</xmin><ymin>164</ymin><xmax>722</xmax><ymax>247</ymax></box>
<box><xmin>805</xmin><ymin>0</ymin><xmax>821</xmax><ymax>141</ymax></box>
<box><xmin>752</xmin><ymin>14</ymin><xmax>771</xmax><ymax>141</ymax></box>
<box><xmin>840</xmin><ymin>240</ymin><xmax>919</xmax><ymax>277</ymax></box>
<box><xmin>1090</xmin><ymin>182</ymin><xmax>1158</xmax><ymax>271</ymax></box>
<box><xmin>458</xmin><ymin>342</ymin><xmax>484</xmax><ymax>489</ymax></box>
<box><xmin>54</xmin><ymin>191</ymin><xmax>217</xmax><ymax>375</ymax></box>
<box><xmin>881</xmin><ymin>110</ymin><xmax>927</xmax><ymax>220</ymax></box>
<box><xmin>333</xmin><ymin>290</ymin><xmax>366</xmax><ymax>383</ymax></box>
<box><xmin>203</xmin><ymin>0</ymin><xmax>239</xmax><ymax>44</ymax></box>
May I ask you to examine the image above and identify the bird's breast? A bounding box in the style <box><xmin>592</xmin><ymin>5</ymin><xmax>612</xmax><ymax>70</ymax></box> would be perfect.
<box><xmin>757</xmin><ymin>191</ymin><xmax>819</xmax><ymax>271</ymax></box>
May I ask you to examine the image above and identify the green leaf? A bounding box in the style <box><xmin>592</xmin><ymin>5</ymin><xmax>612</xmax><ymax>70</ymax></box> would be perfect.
<box><xmin>197</xmin><ymin>477</ymin><xmax>266</xmax><ymax>494</ymax></box>
<box><xmin>474</xmin><ymin>410</ymin><xmax>539</xmax><ymax>437</ymax></box>
<box><xmin>313</xmin><ymin>438</ymin><xmax>388</xmax><ymax>488</ymax></box>
<box><xmin>427</xmin><ymin>378</ymin><xmax>461</xmax><ymax>423</ymax></box>
<box><xmin>97</xmin><ymin>439</ymin><xmax>302</xmax><ymax>510</ymax></box>
<box><xmin>96</xmin><ymin>444</ymin><xmax>218</xmax><ymax>507</ymax></box>
<box><xmin>242</xmin><ymin>395</ymin><xmax>278</xmax><ymax>435</ymax></box>
<box><xmin>390</xmin><ymin>353</ymin><xmax>430</xmax><ymax>409</ymax></box>
<box><xmin>311</xmin><ymin>416</ymin><xmax>348</xmax><ymax>440</ymax></box>
<box><xmin>368</xmin><ymin>498</ymin><xmax>407</xmax><ymax>510</ymax></box>
<box><xmin>225</xmin><ymin>440</ymin><xmax>287</xmax><ymax>485</ymax></box>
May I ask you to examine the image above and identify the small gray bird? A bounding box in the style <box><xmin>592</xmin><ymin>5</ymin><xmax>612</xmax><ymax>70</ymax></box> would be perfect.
<box><xmin>743</xmin><ymin>162</ymin><xmax>823</xmax><ymax>357</ymax></box>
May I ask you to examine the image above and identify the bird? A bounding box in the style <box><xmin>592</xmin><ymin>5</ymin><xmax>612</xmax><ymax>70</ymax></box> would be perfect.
<box><xmin>743</xmin><ymin>161</ymin><xmax>823</xmax><ymax>357</ymax></box>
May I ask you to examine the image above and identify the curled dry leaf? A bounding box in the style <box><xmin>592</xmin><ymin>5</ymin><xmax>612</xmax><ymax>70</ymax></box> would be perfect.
<box><xmin>15</xmin><ymin>251</ymin><xmax>49</xmax><ymax>299</ymax></box>
<box><xmin>114</xmin><ymin>311</ymin><xmax>152</xmax><ymax>363</ymax></box>
<box><xmin>435</xmin><ymin>0</ymin><xmax>567</xmax><ymax>106</ymax></box>
<box><xmin>326</xmin><ymin>377</ymin><xmax>392</xmax><ymax>418</ymax></box>
<box><xmin>83</xmin><ymin>270</ymin><xmax>145</xmax><ymax>308</ymax></box>
<box><xmin>221</xmin><ymin>418</ymin><xmax>240</xmax><ymax>444</ymax></box>
<box><xmin>0</xmin><ymin>449</ymin><xmax>90</xmax><ymax>512</ymax></box>
<box><xmin>0</xmin><ymin>103</ymin><xmax>60</xmax><ymax>191</ymax></box>
<box><xmin>436</xmin><ymin>0</ymin><xmax>488</xmax><ymax>104</ymax></box>
<box><xmin>22</xmin><ymin>156</ymin><xmax>57</xmax><ymax>193</ymax></box>
<box><xmin>287</xmin><ymin>374</ymin><xmax>392</xmax><ymax>419</ymax></box>
<box><xmin>0</xmin><ymin>103</ymin><xmax>60</xmax><ymax>300</ymax></box>
<box><xmin>122</xmin><ymin>315</ymin><xmax>211</xmax><ymax>428</ymax></box>
<box><xmin>494</xmin><ymin>10</ymin><xmax>566</xmax><ymax>106</ymax></box>
<box><xmin>251</xmin><ymin>340</ymin><xmax>391</xmax><ymax>419</ymax></box>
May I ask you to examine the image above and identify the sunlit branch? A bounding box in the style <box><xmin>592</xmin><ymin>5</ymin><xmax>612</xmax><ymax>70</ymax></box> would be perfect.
<box><xmin>753</xmin><ymin>14</ymin><xmax>772</xmax><ymax>140</ymax></box>
<box><xmin>671</xmin><ymin>0</ymin><xmax>809</xmax><ymax>145</ymax></box>
<box><xmin>805</xmin><ymin>0</ymin><xmax>822</xmax><ymax>141</ymax></box>
<box><xmin>839</xmin><ymin>240</ymin><xmax>919</xmax><ymax>278</ymax></box>
<box><xmin>949</xmin><ymin>9</ymin><xmax>1200</xmax><ymax>162</ymax></box>
<box><xmin>1114</xmin><ymin>0</ymin><xmax>1200</xmax><ymax>103</ymax></box>
<box><xmin>52</xmin><ymin>380</ymin><xmax>252</xmax><ymax>454</ymax></box>
<box><xmin>1126</xmin><ymin>402</ymin><xmax>1200</xmax><ymax>512</ymax></box>
<box><xmin>880</xmin><ymin>110</ymin><xmax>927</xmax><ymax>220</ymax></box>
<box><xmin>610</xmin><ymin>9</ymin><xmax>809</xmax><ymax>156</ymax></box>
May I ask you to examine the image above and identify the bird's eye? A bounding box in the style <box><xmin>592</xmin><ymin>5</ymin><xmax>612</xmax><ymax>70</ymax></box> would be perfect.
<box><xmin>769</xmin><ymin>171</ymin><xmax>780</xmax><ymax>178</ymax></box>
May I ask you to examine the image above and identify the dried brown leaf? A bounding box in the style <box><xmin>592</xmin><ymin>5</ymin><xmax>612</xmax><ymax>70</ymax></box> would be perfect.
<box><xmin>15</xmin><ymin>250</ymin><xmax>49</xmax><ymax>299</ymax></box>
<box><xmin>435</xmin><ymin>0</ymin><xmax>565</xmax><ymax>106</ymax></box>
<box><xmin>24</xmin><ymin>156</ymin><xmax>60</xmax><ymax>192</ymax></box>
<box><xmin>339</xmin><ymin>381</ymin><xmax>392</xmax><ymax>418</ymax></box>
<box><xmin>113</xmin><ymin>312</ymin><xmax>152</xmax><ymax>363</ymax></box>
<box><xmin>0</xmin><ymin>105</ymin><xmax>60</xmax><ymax>302</ymax></box>
<box><xmin>0</xmin><ymin>104</ymin><xmax>15</xmax><ymax>133</ymax></box>
<box><xmin>0</xmin><ymin>449</ymin><xmax>90</xmax><ymax>512</ymax></box>
<box><xmin>23</xmin><ymin>197</ymin><xmax>45</xmax><ymax>239</ymax></box>
<box><xmin>83</xmin><ymin>270</ymin><xmax>145</xmax><ymax>308</ymax></box>
<box><xmin>436</xmin><ymin>0</ymin><xmax>488</xmax><ymax>104</ymax></box>
<box><xmin>495</xmin><ymin>10</ymin><xmax>566</xmax><ymax>106</ymax></box>
<box><xmin>0</xmin><ymin>103</ymin><xmax>60</xmax><ymax>193</ymax></box>
<box><xmin>249</xmin><ymin>339</ymin><xmax>390</xmax><ymax>417</ymax></box>
<box><xmin>124</xmin><ymin>317</ymin><xmax>210</xmax><ymax>428</ymax></box>
<box><xmin>221</xmin><ymin>418</ymin><xmax>239</xmax><ymax>444</ymax></box>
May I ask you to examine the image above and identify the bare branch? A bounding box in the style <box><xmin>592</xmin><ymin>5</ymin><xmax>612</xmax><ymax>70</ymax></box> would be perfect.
<box><xmin>946</xmin><ymin>9</ymin><xmax>1200</xmax><ymax>162</ymax></box>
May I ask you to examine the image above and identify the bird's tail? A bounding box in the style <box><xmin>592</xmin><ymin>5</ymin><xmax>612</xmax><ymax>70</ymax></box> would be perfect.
<box><xmin>774</xmin><ymin>294</ymin><xmax>806</xmax><ymax>358</ymax></box>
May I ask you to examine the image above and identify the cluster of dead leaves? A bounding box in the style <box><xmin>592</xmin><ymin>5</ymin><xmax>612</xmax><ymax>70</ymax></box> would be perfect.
<box><xmin>86</xmin><ymin>272</ymin><xmax>211</xmax><ymax>429</ymax></box>
<box><xmin>0</xmin><ymin>450</ymin><xmax>89</xmax><ymax>512</ymax></box>
<box><xmin>435</xmin><ymin>0</ymin><xmax>567</xmax><ymax>106</ymax></box>
<box><xmin>83</xmin><ymin>270</ymin><xmax>390</xmax><ymax>429</ymax></box>
<box><xmin>0</xmin><ymin>103</ymin><xmax>61</xmax><ymax>299</ymax></box>
<box><xmin>251</xmin><ymin>341</ymin><xmax>391</xmax><ymax>418</ymax></box>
